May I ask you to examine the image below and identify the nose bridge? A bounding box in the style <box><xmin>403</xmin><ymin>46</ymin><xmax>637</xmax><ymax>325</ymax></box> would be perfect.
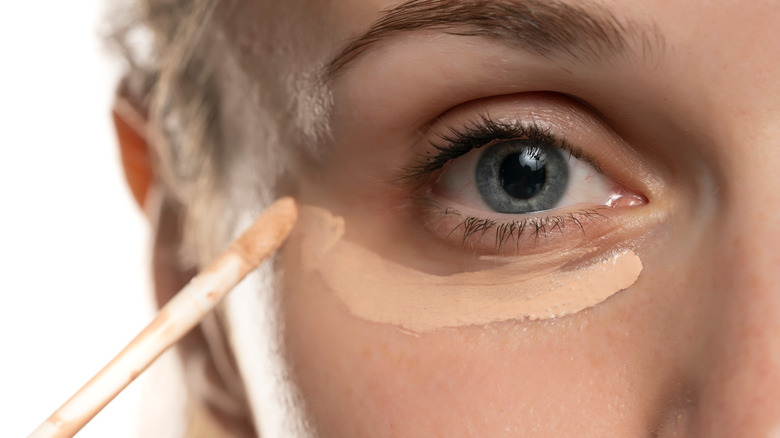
<box><xmin>688</xmin><ymin>131</ymin><xmax>780</xmax><ymax>436</ymax></box>
<box><xmin>717</xmin><ymin>119</ymin><xmax>780</xmax><ymax>278</ymax></box>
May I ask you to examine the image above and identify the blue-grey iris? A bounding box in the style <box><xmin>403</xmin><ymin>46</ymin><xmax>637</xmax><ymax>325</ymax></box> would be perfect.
<box><xmin>475</xmin><ymin>140</ymin><xmax>568</xmax><ymax>213</ymax></box>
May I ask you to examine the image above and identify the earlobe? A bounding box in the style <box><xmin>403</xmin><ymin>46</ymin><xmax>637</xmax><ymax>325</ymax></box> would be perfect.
<box><xmin>112</xmin><ymin>93</ymin><xmax>152</xmax><ymax>210</ymax></box>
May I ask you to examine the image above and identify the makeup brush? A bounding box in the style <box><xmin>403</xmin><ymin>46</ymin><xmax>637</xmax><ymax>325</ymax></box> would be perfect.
<box><xmin>29</xmin><ymin>197</ymin><xmax>298</xmax><ymax>438</ymax></box>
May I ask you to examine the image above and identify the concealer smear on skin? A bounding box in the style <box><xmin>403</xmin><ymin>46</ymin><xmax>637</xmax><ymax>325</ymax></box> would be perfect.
<box><xmin>288</xmin><ymin>206</ymin><xmax>643</xmax><ymax>332</ymax></box>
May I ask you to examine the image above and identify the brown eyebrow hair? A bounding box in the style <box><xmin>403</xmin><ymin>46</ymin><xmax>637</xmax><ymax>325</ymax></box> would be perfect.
<box><xmin>325</xmin><ymin>0</ymin><xmax>661</xmax><ymax>79</ymax></box>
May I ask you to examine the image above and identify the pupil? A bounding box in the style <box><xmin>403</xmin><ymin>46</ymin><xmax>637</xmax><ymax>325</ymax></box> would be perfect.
<box><xmin>499</xmin><ymin>148</ymin><xmax>547</xmax><ymax>200</ymax></box>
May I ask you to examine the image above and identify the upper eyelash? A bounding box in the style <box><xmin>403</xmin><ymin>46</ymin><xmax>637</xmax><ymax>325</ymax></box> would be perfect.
<box><xmin>396</xmin><ymin>114</ymin><xmax>599</xmax><ymax>185</ymax></box>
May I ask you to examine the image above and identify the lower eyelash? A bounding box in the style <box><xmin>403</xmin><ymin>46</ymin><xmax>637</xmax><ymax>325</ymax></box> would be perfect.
<box><xmin>440</xmin><ymin>206</ymin><xmax>609</xmax><ymax>252</ymax></box>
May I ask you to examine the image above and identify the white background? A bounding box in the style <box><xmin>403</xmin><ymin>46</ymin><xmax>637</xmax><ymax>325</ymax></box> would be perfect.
<box><xmin>0</xmin><ymin>2</ymin><xmax>154</xmax><ymax>436</ymax></box>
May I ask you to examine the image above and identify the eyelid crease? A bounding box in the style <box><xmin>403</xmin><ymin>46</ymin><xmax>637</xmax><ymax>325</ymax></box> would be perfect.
<box><xmin>394</xmin><ymin>114</ymin><xmax>602</xmax><ymax>186</ymax></box>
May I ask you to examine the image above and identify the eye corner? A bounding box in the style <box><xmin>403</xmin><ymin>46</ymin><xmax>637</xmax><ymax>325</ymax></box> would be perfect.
<box><xmin>606</xmin><ymin>186</ymin><xmax>649</xmax><ymax>208</ymax></box>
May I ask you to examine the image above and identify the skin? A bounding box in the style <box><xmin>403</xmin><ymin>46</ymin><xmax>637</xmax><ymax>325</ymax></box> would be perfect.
<box><xmin>118</xmin><ymin>0</ymin><xmax>780</xmax><ymax>436</ymax></box>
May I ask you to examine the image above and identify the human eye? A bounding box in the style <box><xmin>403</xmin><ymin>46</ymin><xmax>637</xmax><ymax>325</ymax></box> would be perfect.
<box><xmin>398</xmin><ymin>94</ymin><xmax>649</xmax><ymax>256</ymax></box>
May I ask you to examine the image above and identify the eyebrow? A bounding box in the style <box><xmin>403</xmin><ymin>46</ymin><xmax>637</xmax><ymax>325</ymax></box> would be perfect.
<box><xmin>324</xmin><ymin>0</ymin><xmax>662</xmax><ymax>79</ymax></box>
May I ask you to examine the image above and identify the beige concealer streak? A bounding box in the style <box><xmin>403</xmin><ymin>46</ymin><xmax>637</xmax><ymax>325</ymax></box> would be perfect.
<box><xmin>292</xmin><ymin>206</ymin><xmax>643</xmax><ymax>332</ymax></box>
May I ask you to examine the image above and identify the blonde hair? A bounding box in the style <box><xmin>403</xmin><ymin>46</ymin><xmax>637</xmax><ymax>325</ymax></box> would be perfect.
<box><xmin>112</xmin><ymin>0</ymin><xmax>333</xmax><ymax>268</ymax></box>
<box><xmin>113</xmin><ymin>0</ymin><xmax>248</xmax><ymax>271</ymax></box>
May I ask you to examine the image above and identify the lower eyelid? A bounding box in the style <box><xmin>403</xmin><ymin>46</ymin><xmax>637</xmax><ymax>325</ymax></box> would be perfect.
<box><xmin>459</xmin><ymin>214</ymin><xmax>586</xmax><ymax>252</ymax></box>
<box><xmin>418</xmin><ymin>199</ymin><xmax>626</xmax><ymax>256</ymax></box>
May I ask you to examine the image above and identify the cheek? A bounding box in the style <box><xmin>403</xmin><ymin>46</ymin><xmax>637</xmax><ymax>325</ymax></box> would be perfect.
<box><xmin>278</xmin><ymin>246</ymin><xmax>698</xmax><ymax>437</ymax></box>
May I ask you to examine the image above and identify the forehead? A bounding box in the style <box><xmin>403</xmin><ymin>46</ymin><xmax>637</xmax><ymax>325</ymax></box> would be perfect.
<box><xmin>214</xmin><ymin>0</ymin><xmax>780</xmax><ymax>155</ymax></box>
<box><xmin>222</xmin><ymin>0</ymin><xmax>777</xmax><ymax>65</ymax></box>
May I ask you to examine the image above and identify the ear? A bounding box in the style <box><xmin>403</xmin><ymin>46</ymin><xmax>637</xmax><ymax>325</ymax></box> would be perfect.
<box><xmin>112</xmin><ymin>87</ymin><xmax>256</xmax><ymax>436</ymax></box>
<box><xmin>112</xmin><ymin>91</ymin><xmax>152</xmax><ymax>210</ymax></box>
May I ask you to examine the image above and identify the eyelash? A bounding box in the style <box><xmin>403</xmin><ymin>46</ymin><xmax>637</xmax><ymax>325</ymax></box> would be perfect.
<box><xmin>434</xmin><ymin>204</ymin><xmax>609</xmax><ymax>252</ymax></box>
<box><xmin>402</xmin><ymin>115</ymin><xmax>614</xmax><ymax>252</ymax></box>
